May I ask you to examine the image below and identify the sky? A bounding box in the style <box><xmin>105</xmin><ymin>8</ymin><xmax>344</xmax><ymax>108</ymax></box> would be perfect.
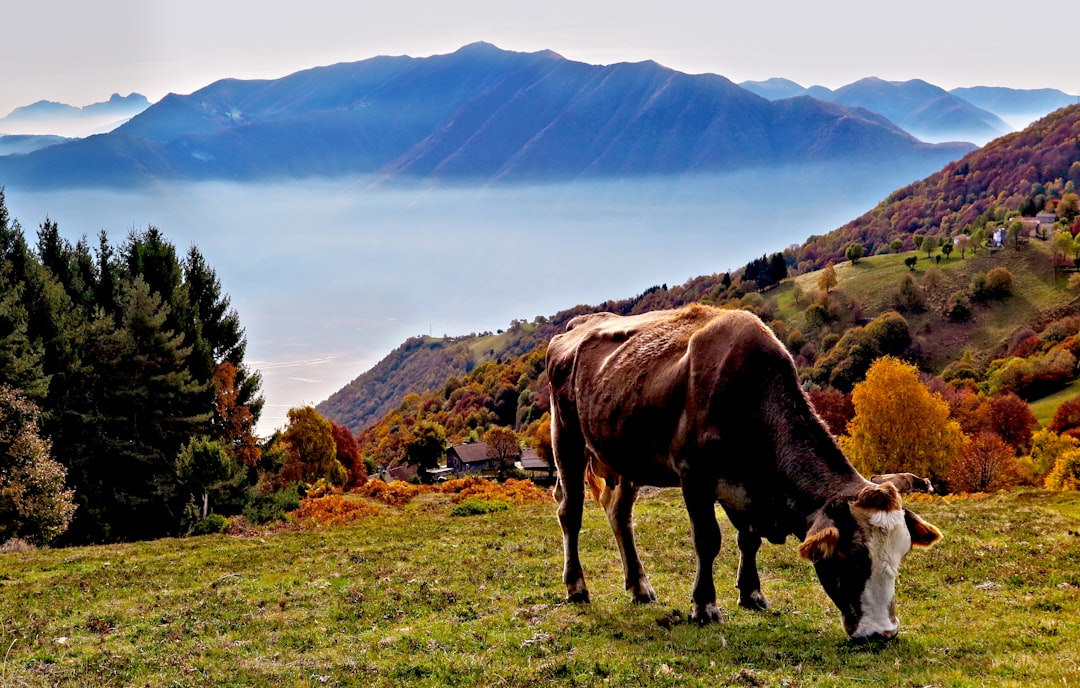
<box><xmin>2</xmin><ymin>0</ymin><xmax>1077</xmax><ymax>118</ymax></box>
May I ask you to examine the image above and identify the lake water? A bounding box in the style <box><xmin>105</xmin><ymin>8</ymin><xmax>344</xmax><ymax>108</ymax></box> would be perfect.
<box><xmin>4</xmin><ymin>165</ymin><xmax>917</xmax><ymax>434</ymax></box>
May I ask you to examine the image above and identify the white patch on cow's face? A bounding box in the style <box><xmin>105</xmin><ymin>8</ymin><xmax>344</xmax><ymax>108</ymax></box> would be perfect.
<box><xmin>852</xmin><ymin>508</ymin><xmax>909</xmax><ymax>639</ymax></box>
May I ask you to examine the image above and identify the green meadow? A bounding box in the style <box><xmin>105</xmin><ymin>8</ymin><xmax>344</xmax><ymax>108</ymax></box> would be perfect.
<box><xmin>2</xmin><ymin>488</ymin><xmax>1078</xmax><ymax>687</ymax></box>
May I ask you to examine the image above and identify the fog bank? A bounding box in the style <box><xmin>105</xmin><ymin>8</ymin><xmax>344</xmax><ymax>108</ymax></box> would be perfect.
<box><xmin>5</xmin><ymin>166</ymin><xmax>906</xmax><ymax>434</ymax></box>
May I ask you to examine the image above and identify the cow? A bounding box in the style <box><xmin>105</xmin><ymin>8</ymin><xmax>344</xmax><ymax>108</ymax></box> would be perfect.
<box><xmin>546</xmin><ymin>305</ymin><xmax>942</xmax><ymax>640</ymax></box>
<box><xmin>871</xmin><ymin>473</ymin><xmax>934</xmax><ymax>494</ymax></box>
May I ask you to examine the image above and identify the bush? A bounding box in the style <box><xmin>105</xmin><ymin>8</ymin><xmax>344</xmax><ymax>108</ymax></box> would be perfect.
<box><xmin>243</xmin><ymin>483</ymin><xmax>304</xmax><ymax>524</ymax></box>
<box><xmin>971</xmin><ymin>267</ymin><xmax>1014</xmax><ymax>302</ymax></box>
<box><xmin>948</xmin><ymin>433</ymin><xmax>1019</xmax><ymax>493</ymax></box>
<box><xmin>190</xmin><ymin>513</ymin><xmax>231</xmax><ymax>535</ymax></box>
<box><xmin>946</xmin><ymin>294</ymin><xmax>972</xmax><ymax>322</ymax></box>
<box><xmin>450</xmin><ymin>498</ymin><xmax>510</xmax><ymax>517</ymax></box>
<box><xmin>1045</xmin><ymin>449</ymin><xmax>1080</xmax><ymax>490</ymax></box>
<box><xmin>291</xmin><ymin>493</ymin><xmax>381</xmax><ymax>526</ymax></box>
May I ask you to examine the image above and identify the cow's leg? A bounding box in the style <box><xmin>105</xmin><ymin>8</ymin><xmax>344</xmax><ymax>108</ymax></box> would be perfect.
<box><xmin>552</xmin><ymin>415</ymin><xmax>590</xmax><ymax>603</ymax></box>
<box><xmin>681</xmin><ymin>478</ymin><xmax>722</xmax><ymax>623</ymax></box>
<box><xmin>735</xmin><ymin>530</ymin><xmax>769</xmax><ymax>611</ymax></box>
<box><xmin>605</xmin><ymin>477</ymin><xmax>657</xmax><ymax>603</ymax></box>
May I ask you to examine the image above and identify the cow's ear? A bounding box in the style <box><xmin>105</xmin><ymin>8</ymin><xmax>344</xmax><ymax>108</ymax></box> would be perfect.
<box><xmin>904</xmin><ymin>508</ymin><xmax>942</xmax><ymax>548</ymax></box>
<box><xmin>799</xmin><ymin>512</ymin><xmax>841</xmax><ymax>563</ymax></box>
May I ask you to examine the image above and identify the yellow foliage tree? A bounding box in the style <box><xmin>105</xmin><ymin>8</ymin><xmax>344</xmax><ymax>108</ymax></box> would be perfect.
<box><xmin>1045</xmin><ymin>449</ymin><xmax>1080</xmax><ymax>490</ymax></box>
<box><xmin>818</xmin><ymin>262</ymin><xmax>838</xmax><ymax>294</ymax></box>
<box><xmin>840</xmin><ymin>356</ymin><xmax>966</xmax><ymax>484</ymax></box>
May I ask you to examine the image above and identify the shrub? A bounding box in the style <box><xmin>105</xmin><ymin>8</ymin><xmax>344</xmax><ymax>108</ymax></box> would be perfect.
<box><xmin>1021</xmin><ymin>428</ymin><xmax>1078</xmax><ymax>486</ymax></box>
<box><xmin>1049</xmin><ymin>395</ymin><xmax>1080</xmax><ymax>439</ymax></box>
<box><xmin>1045</xmin><ymin>449</ymin><xmax>1080</xmax><ymax>490</ymax></box>
<box><xmin>190</xmin><ymin>513</ymin><xmax>231</xmax><ymax>535</ymax></box>
<box><xmin>290</xmin><ymin>493</ymin><xmax>381</xmax><ymax>526</ymax></box>
<box><xmin>450</xmin><ymin>499</ymin><xmax>511</xmax><ymax>517</ymax></box>
<box><xmin>243</xmin><ymin>483</ymin><xmax>304</xmax><ymax>524</ymax></box>
<box><xmin>971</xmin><ymin>267</ymin><xmax>1014</xmax><ymax>301</ymax></box>
<box><xmin>948</xmin><ymin>433</ymin><xmax>1019</xmax><ymax>493</ymax></box>
<box><xmin>946</xmin><ymin>294</ymin><xmax>972</xmax><ymax>322</ymax></box>
<box><xmin>356</xmin><ymin>478</ymin><xmax>430</xmax><ymax>507</ymax></box>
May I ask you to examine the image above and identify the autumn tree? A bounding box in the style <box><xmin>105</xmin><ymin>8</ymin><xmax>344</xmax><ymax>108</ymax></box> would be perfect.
<box><xmin>808</xmin><ymin>388</ymin><xmax>855</xmax><ymax>436</ymax></box>
<box><xmin>484</xmin><ymin>425</ymin><xmax>521</xmax><ymax>478</ymax></box>
<box><xmin>1049</xmin><ymin>396</ymin><xmax>1080</xmax><ymax>440</ymax></box>
<box><xmin>953</xmin><ymin>234</ymin><xmax>972</xmax><ymax>259</ymax></box>
<box><xmin>986</xmin><ymin>391</ymin><xmax>1038</xmax><ymax>454</ymax></box>
<box><xmin>840</xmin><ymin>357</ymin><xmax>966</xmax><ymax>484</ymax></box>
<box><xmin>330</xmin><ymin>421</ymin><xmax>367</xmax><ymax>488</ymax></box>
<box><xmin>401</xmin><ymin>420</ymin><xmax>447</xmax><ymax>473</ymax></box>
<box><xmin>948</xmin><ymin>432</ymin><xmax>1018</xmax><ymax>493</ymax></box>
<box><xmin>1021</xmin><ymin>428</ymin><xmax>1077</xmax><ymax>486</ymax></box>
<box><xmin>921</xmin><ymin>235</ymin><xmax>939</xmax><ymax>259</ymax></box>
<box><xmin>282</xmin><ymin>406</ymin><xmax>346</xmax><ymax>486</ymax></box>
<box><xmin>0</xmin><ymin>385</ymin><xmax>76</xmax><ymax>545</ymax></box>
<box><xmin>817</xmin><ymin>262</ymin><xmax>838</xmax><ymax>294</ymax></box>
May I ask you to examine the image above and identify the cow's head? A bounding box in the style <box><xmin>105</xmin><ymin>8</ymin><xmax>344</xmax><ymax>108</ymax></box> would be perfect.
<box><xmin>798</xmin><ymin>482</ymin><xmax>941</xmax><ymax>640</ymax></box>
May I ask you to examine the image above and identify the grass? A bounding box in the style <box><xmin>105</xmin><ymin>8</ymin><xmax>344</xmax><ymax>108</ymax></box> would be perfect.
<box><xmin>2</xmin><ymin>488</ymin><xmax>1079</xmax><ymax>686</ymax></box>
<box><xmin>1029</xmin><ymin>378</ymin><xmax>1080</xmax><ymax>426</ymax></box>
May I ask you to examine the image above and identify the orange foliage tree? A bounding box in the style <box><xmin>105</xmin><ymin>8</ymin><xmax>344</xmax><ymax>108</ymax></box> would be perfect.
<box><xmin>840</xmin><ymin>357</ymin><xmax>966</xmax><ymax>484</ymax></box>
<box><xmin>281</xmin><ymin>406</ymin><xmax>347</xmax><ymax>486</ymax></box>
<box><xmin>212</xmin><ymin>362</ymin><xmax>261</xmax><ymax>467</ymax></box>
<box><xmin>948</xmin><ymin>432</ymin><xmax>1019</xmax><ymax>493</ymax></box>
<box><xmin>330</xmin><ymin>421</ymin><xmax>367</xmax><ymax>488</ymax></box>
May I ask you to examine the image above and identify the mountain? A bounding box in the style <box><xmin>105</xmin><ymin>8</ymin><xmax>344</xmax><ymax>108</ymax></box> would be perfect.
<box><xmin>738</xmin><ymin>77</ymin><xmax>810</xmax><ymax>101</ymax></box>
<box><xmin>737</xmin><ymin>77</ymin><xmax>996</xmax><ymax>142</ymax></box>
<box><xmin>0</xmin><ymin>43</ymin><xmax>971</xmax><ymax>189</ymax></box>
<box><xmin>796</xmin><ymin>103</ymin><xmax>1080</xmax><ymax>269</ymax></box>
<box><xmin>0</xmin><ymin>134</ymin><xmax>69</xmax><ymax>156</ymax></box>
<box><xmin>950</xmin><ymin>86</ymin><xmax>1078</xmax><ymax>127</ymax></box>
<box><xmin>827</xmin><ymin>78</ymin><xmax>1010</xmax><ymax>144</ymax></box>
<box><xmin>0</xmin><ymin>93</ymin><xmax>150</xmax><ymax>137</ymax></box>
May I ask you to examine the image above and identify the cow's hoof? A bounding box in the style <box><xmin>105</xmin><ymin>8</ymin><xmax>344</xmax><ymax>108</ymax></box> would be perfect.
<box><xmin>566</xmin><ymin>579</ymin><xmax>590</xmax><ymax>603</ymax></box>
<box><xmin>632</xmin><ymin>587</ymin><xmax>658</xmax><ymax>604</ymax></box>
<box><xmin>738</xmin><ymin>590</ymin><xmax>770</xmax><ymax>611</ymax></box>
<box><xmin>691</xmin><ymin>602</ymin><xmax>721</xmax><ymax>624</ymax></box>
<box><xmin>630</xmin><ymin>579</ymin><xmax>657</xmax><ymax>604</ymax></box>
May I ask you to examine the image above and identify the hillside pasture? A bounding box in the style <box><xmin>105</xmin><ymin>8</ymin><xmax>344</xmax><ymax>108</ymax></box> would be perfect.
<box><xmin>1</xmin><ymin>488</ymin><xmax>1078</xmax><ymax>686</ymax></box>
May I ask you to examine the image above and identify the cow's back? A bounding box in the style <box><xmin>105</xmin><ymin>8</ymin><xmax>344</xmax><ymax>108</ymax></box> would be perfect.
<box><xmin>548</xmin><ymin>305</ymin><xmax>797</xmax><ymax>487</ymax></box>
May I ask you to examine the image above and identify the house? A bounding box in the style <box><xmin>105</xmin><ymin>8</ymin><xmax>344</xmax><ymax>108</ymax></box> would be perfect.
<box><xmin>446</xmin><ymin>442</ymin><xmax>500</xmax><ymax>474</ymax></box>
<box><xmin>991</xmin><ymin>227</ymin><xmax>1007</xmax><ymax>247</ymax></box>
<box><xmin>519</xmin><ymin>448</ymin><xmax>555</xmax><ymax>484</ymax></box>
<box><xmin>1036</xmin><ymin>211</ymin><xmax>1058</xmax><ymax>229</ymax></box>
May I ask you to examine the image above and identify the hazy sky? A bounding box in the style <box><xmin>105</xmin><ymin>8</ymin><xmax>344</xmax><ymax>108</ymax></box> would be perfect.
<box><xmin>3</xmin><ymin>0</ymin><xmax>1077</xmax><ymax>116</ymax></box>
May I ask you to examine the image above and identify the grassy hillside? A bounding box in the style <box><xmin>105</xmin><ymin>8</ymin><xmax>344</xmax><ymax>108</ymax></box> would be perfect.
<box><xmin>783</xmin><ymin>239</ymin><xmax>1079</xmax><ymax>371</ymax></box>
<box><xmin>2</xmin><ymin>489</ymin><xmax>1078</xmax><ymax>686</ymax></box>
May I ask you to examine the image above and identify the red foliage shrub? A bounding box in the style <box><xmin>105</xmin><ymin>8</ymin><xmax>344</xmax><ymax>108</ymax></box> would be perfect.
<box><xmin>986</xmin><ymin>392</ymin><xmax>1038</xmax><ymax>455</ymax></box>
<box><xmin>1049</xmin><ymin>396</ymin><xmax>1080</xmax><ymax>440</ymax></box>
<box><xmin>948</xmin><ymin>433</ymin><xmax>1019</xmax><ymax>493</ymax></box>
<box><xmin>808</xmin><ymin>388</ymin><xmax>855</xmax><ymax>436</ymax></box>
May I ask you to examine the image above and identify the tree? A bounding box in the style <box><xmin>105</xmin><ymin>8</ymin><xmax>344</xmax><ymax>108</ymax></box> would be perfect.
<box><xmin>0</xmin><ymin>385</ymin><xmax>76</xmax><ymax>545</ymax></box>
<box><xmin>817</xmin><ymin>262</ymin><xmax>837</xmax><ymax>294</ymax></box>
<box><xmin>484</xmin><ymin>425</ymin><xmax>521</xmax><ymax>477</ymax></box>
<box><xmin>952</xmin><ymin>234</ymin><xmax>971</xmax><ymax>259</ymax></box>
<box><xmin>948</xmin><ymin>433</ymin><xmax>1018</xmax><ymax>493</ymax></box>
<box><xmin>921</xmin><ymin>235</ymin><xmax>939</xmax><ymax>259</ymax></box>
<box><xmin>330</xmin><ymin>421</ymin><xmax>367</xmax><ymax>488</ymax></box>
<box><xmin>986</xmin><ymin>392</ymin><xmax>1037</xmax><ymax>455</ymax></box>
<box><xmin>940</xmin><ymin>238</ymin><xmax>953</xmax><ymax>260</ymax></box>
<box><xmin>845</xmin><ymin>243</ymin><xmax>865</xmax><ymax>265</ymax></box>
<box><xmin>903</xmin><ymin>255</ymin><xmax>918</xmax><ymax>271</ymax></box>
<box><xmin>1049</xmin><ymin>395</ymin><xmax>1080</xmax><ymax>440</ymax></box>
<box><xmin>1059</xmin><ymin>193</ymin><xmax>1080</xmax><ymax>225</ymax></box>
<box><xmin>1045</xmin><ymin>448</ymin><xmax>1080</xmax><ymax>490</ymax></box>
<box><xmin>808</xmin><ymin>388</ymin><xmax>855</xmax><ymax>436</ymax></box>
<box><xmin>1006</xmin><ymin>221</ymin><xmax>1024</xmax><ymax>249</ymax></box>
<box><xmin>401</xmin><ymin>420</ymin><xmax>446</xmax><ymax>474</ymax></box>
<box><xmin>282</xmin><ymin>406</ymin><xmax>346</xmax><ymax>486</ymax></box>
<box><xmin>840</xmin><ymin>357</ymin><xmax>966</xmax><ymax>484</ymax></box>
<box><xmin>175</xmin><ymin>437</ymin><xmax>235</xmax><ymax>521</ymax></box>
<box><xmin>1053</xmin><ymin>230</ymin><xmax>1075</xmax><ymax>265</ymax></box>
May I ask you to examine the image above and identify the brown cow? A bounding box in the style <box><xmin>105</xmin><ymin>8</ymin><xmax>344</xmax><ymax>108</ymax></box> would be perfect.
<box><xmin>871</xmin><ymin>473</ymin><xmax>934</xmax><ymax>494</ymax></box>
<box><xmin>546</xmin><ymin>305</ymin><xmax>941</xmax><ymax>639</ymax></box>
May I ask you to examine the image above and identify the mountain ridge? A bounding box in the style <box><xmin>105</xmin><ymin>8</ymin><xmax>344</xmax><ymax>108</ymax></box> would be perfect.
<box><xmin>0</xmin><ymin>44</ymin><xmax>971</xmax><ymax>188</ymax></box>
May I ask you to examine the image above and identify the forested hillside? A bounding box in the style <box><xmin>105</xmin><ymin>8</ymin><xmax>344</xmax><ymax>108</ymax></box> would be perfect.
<box><xmin>795</xmin><ymin>104</ymin><xmax>1080</xmax><ymax>270</ymax></box>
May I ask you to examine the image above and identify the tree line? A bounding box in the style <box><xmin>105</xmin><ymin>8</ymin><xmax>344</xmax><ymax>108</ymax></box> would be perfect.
<box><xmin>0</xmin><ymin>189</ymin><xmax>263</xmax><ymax>544</ymax></box>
